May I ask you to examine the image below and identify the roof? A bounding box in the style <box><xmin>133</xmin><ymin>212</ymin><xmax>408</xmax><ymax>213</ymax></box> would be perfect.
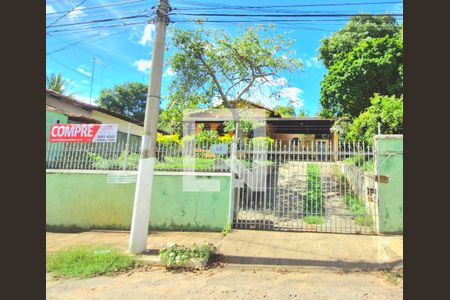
<box><xmin>46</xmin><ymin>104</ymin><xmax>102</xmax><ymax>123</ymax></box>
<box><xmin>214</xmin><ymin>99</ymin><xmax>278</xmax><ymax>115</ymax></box>
<box><xmin>46</xmin><ymin>89</ymin><xmax>144</xmax><ymax>126</ymax></box>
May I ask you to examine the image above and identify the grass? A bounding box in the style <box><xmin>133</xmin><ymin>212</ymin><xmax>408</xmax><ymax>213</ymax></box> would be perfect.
<box><xmin>46</xmin><ymin>246</ymin><xmax>138</xmax><ymax>278</ymax></box>
<box><xmin>344</xmin><ymin>194</ymin><xmax>373</xmax><ymax>226</ymax></box>
<box><xmin>303</xmin><ymin>215</ymin><xmax>325</xmax><ymax>224</ymax></box>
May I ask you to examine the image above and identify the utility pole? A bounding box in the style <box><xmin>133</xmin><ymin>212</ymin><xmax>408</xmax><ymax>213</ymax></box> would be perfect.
<box><xmin>128</xmin><ymin>0</ymin><xmax>170</xmax><ymax>254</ymax></box>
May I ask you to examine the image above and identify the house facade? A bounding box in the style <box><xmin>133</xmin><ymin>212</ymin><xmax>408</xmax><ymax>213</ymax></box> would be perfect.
<box><xmin>184</xmin><ymin>100</ymin><xmax>337</xmax><ymax>149</ymax></box>
<box><xmin>46</xmin><ymin>89</ymin><xmax>166</xmax><ymax>143</ymax></box>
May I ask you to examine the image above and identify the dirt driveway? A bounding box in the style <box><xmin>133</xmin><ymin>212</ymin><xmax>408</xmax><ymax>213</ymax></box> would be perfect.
<box><xmin>46</xmin><ymin>268</ymin><xmax>402</xmax><ymax>300</ymax></box>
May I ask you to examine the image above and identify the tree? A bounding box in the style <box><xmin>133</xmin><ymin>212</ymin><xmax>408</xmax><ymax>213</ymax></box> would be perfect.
<box><xmin>46</xmin><ymin>73</ymin><xmax>72</xmax><ymax>95</ymax></box>
<box><xmin>97</xmin><ymin>82</ymin><xmax>148</xmax><ymax>121</ymax></box>
<box><xmin>167</xmin><ymin>25</ymin><xmax>302</xmax><ymax>112</ymax></box>
<box><xmin>273</xmin><ymin>105</ymin><xmax>295</xmax><ymax>117</ymax></box>
<box><xmin>320</xmin><ymin>35</ymin><xmax>403</xmax><ymax>118</ymax></box>
<box><xmin>318</xmin><ymin>15</ymin><xmax>401</xmax><ymax>68</ymax></box>
<box><xmin>346</xmin><ymin>94</ymin><xmax>403</xmax><ymax>143</ymax></box>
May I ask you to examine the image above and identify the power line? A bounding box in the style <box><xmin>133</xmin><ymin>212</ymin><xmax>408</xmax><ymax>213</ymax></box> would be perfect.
<box><xmin>46</xmin><ymin>21</ymin><xmax>148</xmax><ymax>34</ymax></box>
<box><xmin>46</xmin><ymin>0</ymin><xmax>146</xmax><ymax>15</ymax></box>
<box><xmin>170</xmin><ymin>12</ymin><xmax>403</xmax><ymax>17</ymax></box>
<box><xmin>48</xmin><ymin>13</ymin><xmax>151</xmax><ymax>28</ymax></box>
<box><xmin>47</xmin><ymin>0</ymin><xmax>89</xmax><ymax>28</ymax></box>
<box><xmin>172</xmin><ymin>1</ymin><xmax>402</xmax><ymax>10</ymax></box>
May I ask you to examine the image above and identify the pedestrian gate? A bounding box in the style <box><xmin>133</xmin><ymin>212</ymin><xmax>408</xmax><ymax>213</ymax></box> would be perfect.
<box><xmin>231</xmin><ymin>141</ymin><xmax>378</xmax><ymax>234</ymax></box>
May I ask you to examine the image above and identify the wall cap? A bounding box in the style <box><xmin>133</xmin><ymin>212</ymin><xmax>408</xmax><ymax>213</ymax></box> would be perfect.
<box><xmin>374</xmin><ymin>134</ymin><xmax>403</xmax><ymax>140</ymax></box>
<box><xmin>46</xmin><ymin>169</ymin><xmax>231</xmax><ymax>177</ymax></box>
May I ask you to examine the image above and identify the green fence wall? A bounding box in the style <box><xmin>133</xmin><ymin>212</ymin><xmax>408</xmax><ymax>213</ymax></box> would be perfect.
<box><xmin>375</xmin><ymin>135</ymin><xmax>403</xmax><ymax>234</ymax></box>
<box><xmin>46</xmin><ymin>171</ymin><xmax>231</xmax><ymax>231</ymax></box>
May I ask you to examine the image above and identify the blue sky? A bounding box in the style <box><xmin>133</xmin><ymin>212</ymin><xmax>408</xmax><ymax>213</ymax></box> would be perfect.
<box><xmin>46</xmin><ymin>0</ymin><xmax>403</xmax><ymax>115</ymax></box>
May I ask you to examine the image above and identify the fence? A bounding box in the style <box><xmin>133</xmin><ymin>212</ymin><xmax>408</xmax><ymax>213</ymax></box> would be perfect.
<box><xmin>46</xmin><ymin>139</ymin><xmax>380</xmax><ymax>234</ymax></box>
<box><xmin>231</xmin><ymin>140</ymin><xmax>377</xmax><ymax>234</ymax></box>
<box><xmin>46</xmin><ymin>140</ymin><xmax>233</xmax><ymax>172</ymax></box>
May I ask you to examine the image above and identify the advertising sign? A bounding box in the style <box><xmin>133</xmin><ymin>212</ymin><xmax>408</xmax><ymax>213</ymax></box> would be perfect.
<box><xmin>49</xmin><ymin>124</ymin><xmax>119</xmax><ymax>143</ymax></box>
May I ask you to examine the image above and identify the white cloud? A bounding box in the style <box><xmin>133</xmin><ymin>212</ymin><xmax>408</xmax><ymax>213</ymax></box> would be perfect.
<box><xmin>80</xmin><ymin>79</ymin><xmax>90</xmax><ymax>84</ymax></box>
<box><xmin>134</xmin><ymin>59</ymin><xmax>152</xmax><ymax>73</ymax></box>
<box><xmin>46</xmin><ymin>5</ymin><xmax>55</xmax><ymax>14</ymax></box>
<box><xmin>77</xmin><ymin>66</ymin><xmax>92</xmax><ymax>77</ymax></box>
<box><xmin>139</xmin><ymin>24</ymin><xmax>156</xmax><ymax>46</ymax></box>
<box><xmin>164</xmin><ymin>67</ymin><xmax>175</xmax><ymax>76</ymax></box>
<box><xmin>280</xmin><ymin>87</ymin><xmax>304</xmax><ymax>107</ymax></box>
<box><xmin>67</xmin><ymin>7</ymin><xmax>86</xmax><ymax>19</ymax></box>
<box><xmin>304</xmin><ymin>57</ymin><xmax>322</xmax><ymax>69</ymax></box>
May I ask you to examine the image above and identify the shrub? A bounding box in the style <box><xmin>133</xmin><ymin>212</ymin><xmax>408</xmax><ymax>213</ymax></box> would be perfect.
<box><xmin>303</xmin><ymin>215</ymin><xmax>325</xmax><ymax>225</ymax></box>
<box><xmin>249</xmin><ymin>136</ymin><xmax>275</xmax><ymax>149</ymax></box>
<box><xmin>46</xmin><ymin>246</ymin><xmax>137</xmax><ymax>278</ymax></box>
<box><xmin>87</xmin><ymin>151</ymin><xmax>139</xmax><ymax>170</ymax></box>
<box><xmin>157</xmin><ymin>133</ymin><xmax>181</xmax><ymax>145</ymax></box>
<box><xmin>218</xmin><ymin>133</ymin><xmax>234</xmax><ymax>144</ymax></box>
<box><xmin>304</xmin><ymin>164</ymin><xmax>325</xmax><ymax>215</ymax></box>
<box><xmin>159</xmin><ymin>243</ymin><xmax>217</xmax><ymax>269</ymax></box>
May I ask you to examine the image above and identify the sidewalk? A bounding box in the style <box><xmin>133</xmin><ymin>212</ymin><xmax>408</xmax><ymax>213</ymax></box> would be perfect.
<box><xmin>46</xmin><ymin>230</ymin><xmax>402</xmax><ymax>271</ymax></box>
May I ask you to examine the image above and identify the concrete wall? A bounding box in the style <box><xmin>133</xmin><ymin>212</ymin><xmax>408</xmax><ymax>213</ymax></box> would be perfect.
<box><xmin>46</xmin><ymin>171</ymin><xmax>231</xmax><ymax>231</ymax></box>
<box><xmin>375</xmin><ymin>135</ymin><xmax>403</xmax><ymax>233</ymax></box>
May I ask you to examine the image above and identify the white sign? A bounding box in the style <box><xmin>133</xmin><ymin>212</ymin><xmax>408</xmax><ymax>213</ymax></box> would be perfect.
<box><xmin>49</xmin><ymin>124</ymin><xmax>119</xmax><ymax>143</ymax></box>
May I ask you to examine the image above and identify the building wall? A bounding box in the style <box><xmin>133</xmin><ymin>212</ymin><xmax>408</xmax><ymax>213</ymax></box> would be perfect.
<box><xmin>46</xmin><ymin>171</ymin><xmax>231</xmax><ymax>231</ymax></box>
<box><xmin>91</xmin><ymin>111</ymin><xmax>143</xmax><ymax>136</ymax></box>
<box><xmin>46</xmin><ymin>95</ymin><xmax>87</xmax><ymax>116</ymax></box>
<box><xmin>46</xmin><ymin>110</ymin><xmax>68</xmax><ymax>141</ymax></box>
<box><xmin>375</xmin><ymin>135</ymin><xmax>403</xmax><ymax>233</ymax></box>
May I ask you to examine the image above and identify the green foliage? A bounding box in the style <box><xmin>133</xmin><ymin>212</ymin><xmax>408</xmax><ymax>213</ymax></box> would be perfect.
<box><xmin>273</xmin><ymin>105</ymin><xmax>296</xmax><ymax>117</ymax></box>
<box><xmin>344</xmin><ymin>156</ymin><xmax>374</xmax><ymax>172</ymax></box>
<box><xmin>249</xmin><ymin>136</ymin><xmax>275</xmax><ymax>149</ymax></box>
<box><xmin>46</xmin><ymin>246</ymin><xmax>137</xmax><ymax>278</ymax></box>
<box><xmin>319</xmin><ymin>15</ymin><xmax>402</xmax><ymax>68</ymax></box>
<box><xmin>304</xmin><ymin>164</ymin><xmax>324</xmax><ymax>215</ymax></box>
<box><xmin>97</xmin><ymin>82</ymin><xmax>148</xmax><ymax>121</ymax></box>
<box><xmin>159</xmin><ymin>243</ymin><xmax>217</xmax><ymax>269</ymax></box>
<box><xmin>155</xmin><ymin>157</ymin><xmax>216</xmax><ymax>171</ymax></box>
<box><xmin>167</xmin><ymin>25</ymin><xmax>301</xmax><ymax>113</ymax></box>
<box><xmin>88</xmin><ymin>151</ymin><xmax>139</xmax><ymax>170</ymax></box>
<box><xmin>346</xmin><ymin>94</ymin><xmax>403</xmax><ymax>143</ymax></box>
<box><xmin>221</xmin><ymin>223</ymin><xmax>232</xmax><ymax>236</ymax></box>
<box><xmin>223</xmin><ymin>119</ymin><xmax>266</xmax><ymax>138</ymax></box>
<box><xmin>303</xmin><ymin>215</ymin><xmax>325</xmax><ymax>225</ymax></box>
<box><xmin>344</xmin><ymin>194</ymin><xmax>373</xmax><ymax>226</ymax></box>
<box><xmin>320</xmin><ymin>35</ymin><xmax>403</xmax><ymax>118</ymax></box>
<box><xmin>46</xmin><ymin>73</ymin><xmax>73</xmax><ymax>96</ymax></box>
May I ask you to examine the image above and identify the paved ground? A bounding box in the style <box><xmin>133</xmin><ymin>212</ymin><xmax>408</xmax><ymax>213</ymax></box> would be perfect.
<box><xmin>46</xmin><ymin>268</ymin><xmax>403</xmax><ymax>300</ymax></box>
<box><xmin>46</xmin><ymin>230</ymin><xmax>402</xmax><ymax>271</ymax></box>
<box><xmin>47</xmin><ymin>230</ymin><xmax>403</xmax><ymax>299</ymax></box>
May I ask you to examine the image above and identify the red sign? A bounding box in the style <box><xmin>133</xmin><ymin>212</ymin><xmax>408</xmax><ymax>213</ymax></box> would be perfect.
<box><xmin>49</xmin><ymin>124</ymin><xmax>119</xmax><ymax>143</ymax></box>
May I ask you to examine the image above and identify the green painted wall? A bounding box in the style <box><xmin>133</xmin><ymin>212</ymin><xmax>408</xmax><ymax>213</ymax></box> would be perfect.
<box><xmin>46</xmin><ymin>110</ymin><xmax>68</xmax><ymax>141</ymax></box>
<box><xmin>46</xmin><ymin>172</ymin><xmax>231</xmax><ymax>231</ymax></box>
<box><xmin>375</xmin><ymin>135</ymin><xmax>403</xmax><ymax>233</ymax></box>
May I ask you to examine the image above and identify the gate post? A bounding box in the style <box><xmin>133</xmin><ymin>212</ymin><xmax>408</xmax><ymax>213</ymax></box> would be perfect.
<box><xmin>375</xmin><ymin>135</ymin><xmax>403</xmax><ymax>234</ymax></box>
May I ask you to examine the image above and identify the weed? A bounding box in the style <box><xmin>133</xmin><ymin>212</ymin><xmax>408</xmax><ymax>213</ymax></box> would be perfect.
<box><xmin>344</xmin><ymin>194</ymin><xmax>373</xmax><ymax>226</ymax></box>
<box><xmin>383</xmin><ymin>270</ymin><xmax>403</xmax><ymax>285</ymax></box>
<box><xmin>221</xmin><ymin>223</ymin><xmax>232</xmax><ymax>236</ymax></box>
<box><xmin>46</xmin><ymin>246</ymin><xmax>137</xmax><ymax>278</ymax></box>
<box><xmin>159</xmin><ymin>243</ymin><xmax>217</xmax><ymax>269</ymax></box>
<box><xmin>304</xmin><ymin>164</ymin><xmax>325</xmax><ymax>215</ymax></box>
<box><xmin>303</xmin><ymin>215</ymin><xmax>325</xmax><ymax>224</ymax></box>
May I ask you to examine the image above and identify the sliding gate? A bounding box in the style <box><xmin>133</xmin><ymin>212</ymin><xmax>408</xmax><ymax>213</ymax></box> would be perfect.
<box><xmin>231</xmin><ymin>141</ymin><xmax>378</xmax><ymax>234</ymax></box>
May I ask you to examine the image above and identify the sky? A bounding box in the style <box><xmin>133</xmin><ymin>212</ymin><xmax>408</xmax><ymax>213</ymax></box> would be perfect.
<box><xmin>46</xmin><ymin>0</ymin><xmax>403</xmax><ymax>116</ymax></box>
